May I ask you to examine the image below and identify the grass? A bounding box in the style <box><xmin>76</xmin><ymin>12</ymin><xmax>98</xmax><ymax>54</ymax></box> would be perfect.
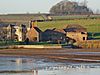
<box><xmin>52</xmin><ymin>15</ymin><xmax>88</xmax><ymax>20</ymax></box>
<box><xmin>38</xmin><ymin>19</ymin><xmax>100</xmax><ymax>33</ymax></box>
<box><xmin>51</xmin><ymin>15</ymin><xmax>100</xmax><ymax>20</ymax></box>
<box><xmin>0</xmin><ymin>41</ymin><xmax>64</xmax><ymax>46</ymax></box>
<box><xmin>88</xmin><ymin>32</ymin><xmax>100</xmax><ymax>39</ymax></box>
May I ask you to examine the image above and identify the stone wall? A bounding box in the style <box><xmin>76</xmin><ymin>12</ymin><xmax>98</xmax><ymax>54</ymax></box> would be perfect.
<box><xmin>8</xmin><ymin>45</ymin><xmax>62</xmax><ymax>49</ymax></box>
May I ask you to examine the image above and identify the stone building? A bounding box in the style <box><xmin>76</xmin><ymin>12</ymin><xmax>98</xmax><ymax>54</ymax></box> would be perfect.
<box><xmin>14</xmin><ymin>25</ymin><xmax>27</xmax><ymax>41</ymax></box>
<box><xmin>64</xmin><ymin>24</ymin><xmax>87</xmax><ymax>42</ymax></box>
<box><xmin>0</xmin><ymin>23</ymin><xmax>16</xmax><ymax>41</ymax></box>
<box><xmin>42</xmin><ymin>28</ymin><xmax>66</xmax><ymax>44</ymax></box>
<box><xmin>0</xmin><ymin>23</ymin><xmax>27</xmax><ymax>41</ymax></box>
<box><xmin>26</xmin><ymin>21</ymin><xmax>42</xmax><ymax>42</ymax></box>
<box><xmin>26</xmin><ymin>21</ymin><xmax>87</xmax><ymax>44</ymax></box>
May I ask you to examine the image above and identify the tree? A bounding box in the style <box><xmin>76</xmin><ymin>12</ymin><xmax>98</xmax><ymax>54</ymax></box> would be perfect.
<box><xmin>50</xmin><ymin>0</ymin><xmax>93</xmax><ymax>15</ymax></box>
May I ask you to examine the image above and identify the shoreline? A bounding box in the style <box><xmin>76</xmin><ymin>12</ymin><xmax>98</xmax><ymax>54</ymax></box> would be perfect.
<box><xmin>0</xmin><ymin>48</ymin><xmax>100</xmax><ymax>63</ymax></box>
<box><xmin>1</xmin><ymin>44</ymin><xmax>100</xmax><ymax>49</ymax></box>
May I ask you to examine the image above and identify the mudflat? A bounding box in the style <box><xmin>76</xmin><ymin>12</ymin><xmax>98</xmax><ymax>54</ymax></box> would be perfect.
<box><xmin>0</xmin><ymin>48</ymin><xmax>100</xmax><ymax>63</ymax></box>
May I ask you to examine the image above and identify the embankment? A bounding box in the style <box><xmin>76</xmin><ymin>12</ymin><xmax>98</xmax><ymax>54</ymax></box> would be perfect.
<box><xmin>1</xmin><ymin>45</ymin><xmax>62</xmax><ymax>49</ymax></box>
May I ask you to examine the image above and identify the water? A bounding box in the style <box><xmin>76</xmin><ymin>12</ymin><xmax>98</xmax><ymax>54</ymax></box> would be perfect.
<box><xmin>0</xmin><ymin>56</ymin><xmax>100</xmax><ymax>75</ymax></box>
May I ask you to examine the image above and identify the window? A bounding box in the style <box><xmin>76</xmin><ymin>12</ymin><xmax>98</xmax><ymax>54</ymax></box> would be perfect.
<box><xmin>33</xmin><ymin>37</ymin><xmax>37</xmax><ymax>41</ymax></box>
<box><xmin>81</xmin><ymin>32</ymin><xmax>85</xmax><ymax>34</ymax></box>
<box><xmin>83</xmin><ymin>37</ymin><xmax>85</xmax><ymax>40</ymax></box>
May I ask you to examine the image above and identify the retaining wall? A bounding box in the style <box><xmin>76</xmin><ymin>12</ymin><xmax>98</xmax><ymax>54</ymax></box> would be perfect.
<box><xmin>8</xmin><ymin>45</ymin><xmax>62</xmax><ymax>49</ymax></box>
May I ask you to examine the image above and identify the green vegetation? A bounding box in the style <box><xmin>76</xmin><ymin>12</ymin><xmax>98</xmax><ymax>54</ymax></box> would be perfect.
<box><xmin>50</xmin><ymin>0</ymin><xmax>93</xmax><ymax>15</ymax></box>
<box><xmin>88</xmin><ymin>32</ymin><xmax>100</xmax><ymax>39</ymax></box>
<box><xmin>51</xmin><ymin>15</ymin><xmax>100</xmax><ymax>20</ymax></box>
<box><xmin>0</xmin><ymin>41</ymin><xmax>63</xmax><ymax>46</ymax></box>
<box><xmin>38</xmin><ymin>19</ymin><xmax>100</xmax><ymax>33</ymax></box>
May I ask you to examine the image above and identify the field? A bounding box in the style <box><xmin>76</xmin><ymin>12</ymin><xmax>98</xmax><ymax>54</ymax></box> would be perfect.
<box><xmin>51</xmin><ymin>15</ymin><xmax>100</xmax><ymax>20</ymax></box>
<box><xmin>38</xmin><ymin>19</ymin><xmax>100</xmax><ymax>33</ymax></box>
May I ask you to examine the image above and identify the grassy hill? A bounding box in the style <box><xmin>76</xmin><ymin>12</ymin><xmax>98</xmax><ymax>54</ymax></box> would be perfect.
<box><xmin>51</xmin><ymin>15</ymin><xmax>100</xmax><ymax>20</ymax></box>
<box><xmin>38</xmin><ymin>19</ymin><xmax>100</xmax><ymax>33</ymax></box>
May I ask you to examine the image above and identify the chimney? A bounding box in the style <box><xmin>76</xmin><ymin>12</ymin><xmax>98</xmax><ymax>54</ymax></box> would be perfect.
<box><xmin>30</xmin><ymin>20</ymin><xmax>37</xmax><ymax>28</ymax></box>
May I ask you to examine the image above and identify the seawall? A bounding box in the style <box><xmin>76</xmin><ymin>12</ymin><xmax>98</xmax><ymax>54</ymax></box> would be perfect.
<box><xmin>5</xmin><ymin>45</ymin><xmax>62</xmax><ymax>49</ymax></box>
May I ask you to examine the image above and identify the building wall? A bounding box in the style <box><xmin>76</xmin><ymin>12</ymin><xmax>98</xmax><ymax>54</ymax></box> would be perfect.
<box><xmin>0</xmin><ymin>27</ymin><xmax>7</xmax><ymax>40</ymax></box>
<box><xmin>0</xmin><ymin>24</ymin><xmax>28</xmax><ymax>42</ymax></box>
<box><xmin>21</xmin><ymin>25</ymin><xmax>27</xmax><ymax>41</ymax></box>
<box><xmin>14</xmin><ymin>26</ymin><xmax>22</xmax><ymax>41</ymax></box>
<box><xmin>26</xmin><ymin>28</ymin><xmax>39</xmax><ymax>42</ymax></box>
<box><xmin>7</xmin><ymin>25</ymin><xmax>12</xmax><ymax>40</ymax></box>
<box><xmin>67</xmin><ymin>32</ymin><xmax>87</xmax><ymax>42</ymax></box>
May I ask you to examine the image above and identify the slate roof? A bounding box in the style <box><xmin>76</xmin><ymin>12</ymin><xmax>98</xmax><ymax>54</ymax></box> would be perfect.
<box><xmin>0</xmin><ymin>23</ymin><xmax>9</xmax><ymax>27</ymax></box>
<box><xmin>34</xmin><ymin>27</ymin><xmax>42</xmax><ymax>33</ymax></box>
<box><xmin>0</xmin><ymin>23</ymin><xmax>16</xmax><ymax>27</ymax></box>
<box><xmin>54</xmin><ymin>29</ymin><xmax>66</xmax><ymax>34</ymax></box>
<box><xmin>64</xmin><ymin>24</ymin><xmax>87</xmax><ymax>32</ymax></box>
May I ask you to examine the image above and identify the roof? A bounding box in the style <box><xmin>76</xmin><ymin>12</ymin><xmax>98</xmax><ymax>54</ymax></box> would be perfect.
<box><xmin>34</xmin><ymin>27</ymin><xmax>42</xmax><ymax>33</ymax></box>
<box><xmin>54</xmin><ymin>29</ymin><xmax>66</xmax><ymax>34</ymax></box>
<box><xmin>64</xmin><ymin>24</ymin><xmax>87</xmax><ymax>32</ymax></box>
<box><xmin>44</xmin><ymin>29</ymin><xmax>54</xmax><ymax>33</ymax></box>
<box><xmin>66</xmin><ymin>24</ymin><xmax>85</xmax><ymax>29</ymax></box>
<box><xmin>0</xmin><ymin>23</ymin><xmax>9</xmax><ymax>27</ymax></box>
<box><xmin>44</xmin><ymin>29</ymin><xmax>65</xmax><ymax>35</ymax></box>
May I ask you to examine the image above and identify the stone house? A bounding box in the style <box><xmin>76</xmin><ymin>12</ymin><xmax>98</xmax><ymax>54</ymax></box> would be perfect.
<box><xmin>0</xmin><ymin>23</ymin><xmax>9</xmax><ymax>41</ymax></box>
<box><xmin>0</xmin><ymin>23</ymin><xmax>27</xmax><ymax>41</ymax></box>
<box><xmin>26</xmin><ymin>21</ymin><xmax>87</xmax><ymax>44</ymax></box>
<box><xmin>0</xmin><ymin>23</ymin><xmax>16</xmax><ymax>41</ymax></box>
<box><xmin>26</xmin><ymin>21</ymin><xmax>42</xmax><ymax>42</ymax></box>
<box><xmin>42</xmin><ymin>28</ymin><xmax>66</xmax><ymax>44</ymax></box>
<box><xmin>14</xmin><ymin>24</ymin><xmax>27</xmax><ymax>41</ymax></box>
<box><xmin>0</xmin><ymin>23</ymin><xmax>13</xmax><ymax>41</ymax></box>
<box><xmin>64</xmin><ymin>24</ymin><xmax>87</xmax><ymax>42</ymax></box>
<box><xmin>26</xmin><ymin>21</ymin><xmax>66</xmax><ymax>43</ymax></box>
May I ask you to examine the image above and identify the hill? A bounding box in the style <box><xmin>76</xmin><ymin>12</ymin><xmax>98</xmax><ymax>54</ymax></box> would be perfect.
<box><xmin>50</xmin><ymin>0</ymin><xmax>93</xmax><ymax>15</ymax></box>
<box><xmin>38</xmin><ymin>19</ymin><xmax>100</xmax><ymax>33</ymax></box>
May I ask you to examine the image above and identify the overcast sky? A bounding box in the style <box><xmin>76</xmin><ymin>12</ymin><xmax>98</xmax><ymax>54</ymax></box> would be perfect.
<box><xmin>0</xmin><ymin>0</ymin><xmax>99</xmax><ymax>14</ymax></box>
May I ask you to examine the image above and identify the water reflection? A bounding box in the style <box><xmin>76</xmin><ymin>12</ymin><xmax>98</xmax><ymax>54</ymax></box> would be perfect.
<box><xmin>31</xmin><ymin>70</ymin><xmax>38</xmax><ymax>75</ymax></box>
<box><xmin>16</xmin><ymin>58</ymin><xmax>22</xmax><ymax>65</ymax></box>
<box><xmin>0</xmin><ymin>56</ymin><xmax>100</xmax><ymax>75</ymax></box>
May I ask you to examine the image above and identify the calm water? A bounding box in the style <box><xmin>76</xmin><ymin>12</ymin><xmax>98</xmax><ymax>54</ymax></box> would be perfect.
<box><xmin>0</xmin><ymin>56</ymin><xmax>100</xmax><ymax>75</ymax></box>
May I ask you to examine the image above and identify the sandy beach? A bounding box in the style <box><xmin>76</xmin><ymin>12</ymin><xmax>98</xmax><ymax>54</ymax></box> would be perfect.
<box><xmin>0</xmin><ymin>48</ymin><xmax>100</xmax><ymax>63</ymax></box>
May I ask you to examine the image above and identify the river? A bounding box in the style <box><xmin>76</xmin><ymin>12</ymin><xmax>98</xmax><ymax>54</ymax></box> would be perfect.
<box><xmin>0</xmin><ymin>56</ymin><xmax>100</xmax><ymax>75</ymax></box>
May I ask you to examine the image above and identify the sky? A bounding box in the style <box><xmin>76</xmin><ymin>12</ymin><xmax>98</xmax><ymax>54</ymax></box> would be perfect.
<box><xmin>0</xmin><ymin>0</ymin><xmax>99</xmax><ymax>14</ymax></box>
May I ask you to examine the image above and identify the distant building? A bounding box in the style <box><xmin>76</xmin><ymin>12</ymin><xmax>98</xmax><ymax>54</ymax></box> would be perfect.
<box><xmin>0</xmin><ymin>23</ymin><xmax>16</xmax><ymax>41</ymax></box>
<box><xmin>26</xmin><ymin>21</ymin><xmax>42</xmax><ymax>42</ymax></box>
<box><xmin>14</xmin><ymin>25</ymin><xmax>27</xmax><ymax>41</ymax></box>
<box><xmin>0</xmin><ymin>23</ymin><xmax>27</xmax><ymax>41</ymax></box>
<box><xmin>14</xmin><ymin>26</ymin><xmax>22</xmax><ymax>41</ymax></box>
<box><xmin>26</xmin><ymin>21</ymin><xmax>67</xmax><ymax>43</ymax></box>
<box><xmin>42</xmin><ymin>28</ymin><xmax>66</xmax><ymax>44</ymax></box>
<box><xmin>64</xmin><ymin>24</ymin><xmax>87</xmax><ymax>42</ymax></box>
<box><xmin>26</xmin><ymin>22</ymin><xmax>87</xmax><ymax>43</ymax></box>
